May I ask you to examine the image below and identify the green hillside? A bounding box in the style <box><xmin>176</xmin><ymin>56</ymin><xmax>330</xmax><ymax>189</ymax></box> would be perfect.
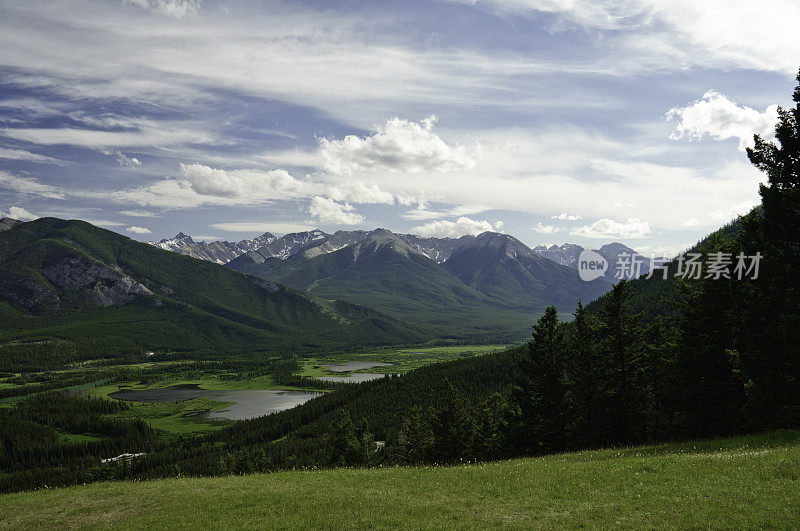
<box><xmin>0</xmin><ymin>218</ymin><xmax>421</xmax><ymax>368</ymax></box>
<box><xmin>1</xmin><ymin>430</ymin><xmax>797</xmax><ymax>529</ymax></box>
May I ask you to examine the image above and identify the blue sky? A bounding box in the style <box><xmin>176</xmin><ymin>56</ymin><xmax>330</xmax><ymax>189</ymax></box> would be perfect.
<box><xmin>1</xmin><ymin>0</ymin><xmax>798</xmax><ymax>256</ymax></box>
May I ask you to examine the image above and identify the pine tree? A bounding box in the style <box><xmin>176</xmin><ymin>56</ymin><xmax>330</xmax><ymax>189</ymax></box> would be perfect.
<box><xmin>514</xmin><ymin>306</ymin><xmax>568</xmax><ymax>453</ymax></box>
<box><xmin>398</xmin><ymin>407</ymin><xmax>434</xmax><ymax>464</ymax></box>
<box><xmin>738</xmin><ymin>68</ymin><xmax>800</xmax><ymax>426</ymax></box>
<box><xmin>566</xmin><ymin>299</ymin><xmax>600</xmax><ymax>447</ymax></box>
<box><xmin>431</xmin><ymin>379</ymin><xmax>475</xmax><ymax>462</ymax></box>
<box><xmin>597</xmin><ymin>280</ymin><xmax>641</xmax><ymax>444</ymax></box>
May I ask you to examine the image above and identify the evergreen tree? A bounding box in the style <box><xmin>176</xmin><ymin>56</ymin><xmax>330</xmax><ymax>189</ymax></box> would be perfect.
<box><xmin>473</xmin><ymin>393</ymin><xmax>511</xmax><ymax>460</ymax></box>
<box><xmin>325</xmin><ymin>410</ymin><xmax>373</xmax><ymax>466</ymax></box>
<box><xmin>597</xmin><ymin>281</ymin><xmax>641</xmax><ymax>444</ymax></box>
<box><xmin>431</xmin><ymin>379</ymin><xmax>475</xmax><ymax>462</ymax></box>
<box><xmin>738</xmin><ymin>68</ymin><xmax>800</xmax><ymax>427</ymax></box>
<box><xmin>565</xmin><ymin>299</ymin><xmax>600</xmax><ymax>447</ymax></box>
<box><xmin>397</xmin><ymin>407</ymin><xmax>434</xmax><ymax>464</ymax></box>
<box><xmin>639</xmin><ymin>316</ymin><xmax>678</xmax><ymax>441</ymax></box>
<box><xmin>514</xmin><ymin>306</ymin><xmax>568</xmax><ymax>453</ymax></box>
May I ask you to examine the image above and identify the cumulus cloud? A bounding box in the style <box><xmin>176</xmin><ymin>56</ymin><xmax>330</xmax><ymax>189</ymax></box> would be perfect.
<box><xmin>411</xmin><ymin>216</ymin><xmax>495</xmax><ymax>238</ymax></box>
<box><xmin>2</xmin><ymin>206</ymin><xmax>39</xmax><ymax>221</ymax></box>
<box><xmin>666</xmin><ymin>91</ymin><xmax>779</xmax><ymax>150</ymax></box>
<box><xmin>550</xmin><ymin>212</ymin><xmax>582</xmax><ymax>220</ymax></box>
<box><xmin>106</xmin><ymin>164</ymin><xmax>403</xmax><ymax>223</ymax></box>
<box><xmin>320</xmin><ymin>116</ymin><xmax>475</xmax><ymax>175</ymax></box>
<box><xmin>533</xmin><ymin>222</ymin><xmax>560</xmax><ymax>234</ymax></box>
<box><xmin>179</xmin><ymin>163</ymin><xmax>312</xmax><ymax>201</ymax></box>
<box><xmin>680</xmin><ymin>218</ymin><xmax>700</xmax><ymax>228</ymax></box>
<box><xmin>571</xmin><ymin>218</ymin><xmax>651</xmax><ymax>239</ymax></box>
<box><xmin>327</xmin><ymin>181</ymin><xmax>394</xmax><ymax>205</ymax></box>
<box><xmin>105</xmin><ymin>150</ymin><xmax>142</xmax><ymax>167</ymax></box>
<box><xmin>126</xmin><ymin>0</ymin><xmax>201</xmax><ymax>19</ymax></box>
<box><xmin>125</xmin><ymin>225</ymin><xmax>152</xmax><ymax>234</ymax></box>
<box><xmin>308</xmin><ymin>196</ymin><xmax>363</xmax><ymax>225</ymax></box>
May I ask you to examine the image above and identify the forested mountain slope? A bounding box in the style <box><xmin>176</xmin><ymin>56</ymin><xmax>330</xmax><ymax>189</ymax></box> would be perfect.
<box><xmin>0</xmin><ymin>218</ymin><xmax>421</xmax><ymax>367</ymax></box>
<box><xmin>228</xmin><ymin>229</ymin><xmax>609</xmax><ymax>338</ymax></box>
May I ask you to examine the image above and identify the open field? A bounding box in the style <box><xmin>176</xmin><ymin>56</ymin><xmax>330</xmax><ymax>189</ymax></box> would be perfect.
<box><xmin>299</xmin><ymin>344</ymin><xmax>510</xmax><ymax>378</ymax></box>
<box><xmin>113</xmin><ymin>397</ymin><xmax>235</xmax><ymax>434</ymax></box>
<box><xmin>1</xmin><ymin>431</ymin><xmax>798</xmax><ymax>529</ymax></box>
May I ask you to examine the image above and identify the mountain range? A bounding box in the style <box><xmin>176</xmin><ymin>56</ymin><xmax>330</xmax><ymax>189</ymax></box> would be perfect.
<box><xmin>225</xmin><ymin>228</ymin><xmax>611</xmax><ymax>337</ymax></box>
<box><xmin>0</xmin><ymin>216</ymin><xmax>654</xmax><ymax>358</ymax></box>
<box><xmin>0</xmin><ymin>218</ymin><xmax>421</xmax><ymax>363</ymax></box>
<box><xmin>153</xmin><ymin>228</ymin><xmax>650</xmax><ymax>281</ymax></box>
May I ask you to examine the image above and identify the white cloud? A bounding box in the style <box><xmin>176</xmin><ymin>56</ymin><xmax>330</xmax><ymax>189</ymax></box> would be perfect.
<box><xmin>2</xmin><ymin>206</ymin><xmax>39</xmax><ymax>221</ymax></box>
<box><xmin>458</xmin><ymin>0</ymin><xmax>800</xmax><ymax>74</ymax></box>
<box><xmin>110</xmin><ymin>180</ymin><xmax>207</xmax><ymax>209</ymax></box>
<box><xmin>125</xmin><ymin>0</ymin><xmax>201</xmax><ymax>19</ymax></box>
<box><xmin>401</xmin><ymin>203</ymin><xmax>488</xmax><ymax>221</ymax></box>
<box><xmin>104</xmin><ymin>150</ymin><xmax>142</xmax><ymax>167</ymax></box>
<box><xmin>120</xmin><ymin>210</ymin><xmax>160</xmax><ymax>217</ymax></box>
<box><xmin>550</xmin><ymin>212</ymin><xmax>582</xmax><ymax>220</ymax></box>
<box><xmin>708</xmin><ymin>201</ymin><xmax>758</xmax><ymax>223</ymax></box>
<box><xmin>411</xmin><ymin>216</ymin><xmax>495</xmax><ymax>238</ymax></box>
<box><xmin>666</xmin><ymin>91</ymin><xmax>779</xmax><ymax>150</ymax></box>
<box><xmin>256</xmin><ymin>149</ymin><xmax>323</xmax><ymax>169</ymax></box>
<box><xmin>179</xmin><ymin>163</ymin><xmax>312</xmax><ymax>201</ymax></box>
<box><xmin>308</xmin><ymin>196</ymin><xmax>363</xmax><ymax>225</ymax></box>
<box><xmin>209</xmin><ymin>222</ymin><xmax>317</xmax><ymax>234</ymax></box>
<box><xmin>320</xmin><ymin>116</ymin><xmax>475</xmax><ymax>175</ymax></box>
<box><xmin>125</xmin><ymin>225</ymin><xmax>152</xmax><ymax>234</ymax></box>
<box><xmin>635</xmin><ymin>243</ymin><xmax>693</xmax><ymax>260</ymax></box>
<box><xmin>107</xmin><ymin>163</ymin><xmax>401</xmax><ymax>211</ymax></box>
<box><xmin>0</xmin><ymin>148</ymin><xmax>62</xmax><ymax>164</ymax></box>
<box><xmin>533</xmin><ymin>222</ymin><xmax>560</xmax><ymax>234</ymax></box>
<box><xmin>82</xmin><ymin>219</ymin><xmax>125</xmax><ymax>227</ymax></box>
<box><xmin>326</xmin><ymin>181</ymin><xmax>394</xmax><ymax>205</ymax></box>
<box><xmin>571</xmin><ymin>218</ymin><xmax>652</xmax><ymax>239</ymax></box>
<box><xmin>2</xmin><ymin>123</ymin><xmax>215</xmax><ymax>149</ymax></box>
<box><xmin>680</xmin><ymin>218</ymin><xmax>700</xmax><ymax>228</ymax></box>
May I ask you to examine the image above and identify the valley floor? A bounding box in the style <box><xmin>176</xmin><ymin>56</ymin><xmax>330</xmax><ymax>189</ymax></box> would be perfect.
<box><xmin>1</xmin><ymin>431</ymin><xmax>798</xmax><ymax>529</ymax></box>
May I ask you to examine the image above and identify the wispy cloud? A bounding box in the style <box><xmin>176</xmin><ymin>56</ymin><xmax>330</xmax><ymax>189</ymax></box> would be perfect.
<box><xmin>209</xmin><ymin>222</ymin><xmax>317</xmax><ymax>234</ymax></box>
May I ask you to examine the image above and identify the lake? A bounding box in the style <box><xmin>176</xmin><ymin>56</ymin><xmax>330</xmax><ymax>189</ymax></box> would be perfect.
<box><xmin>109</xmin><ymin>384</ymin><xmax>321</xmax><ymax>420</ymax></box>
<box><xmin>314</xmin><ymin>361</ymin><xmax>392</xmax><ymax>383</ymax></box>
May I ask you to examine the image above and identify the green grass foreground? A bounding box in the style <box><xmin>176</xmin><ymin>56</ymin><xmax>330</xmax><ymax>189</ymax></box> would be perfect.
<box><xmin>1</xmin><ymin>431</ymin><xmax>798</xmax><ymax>529</ymax></box>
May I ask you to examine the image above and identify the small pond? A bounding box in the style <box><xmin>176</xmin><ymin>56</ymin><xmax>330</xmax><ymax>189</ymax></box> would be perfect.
<box><xmin>313</xmin><ymin>361</ymin><xmax>393</xmax><ymax>383</ymax></box>
<box><xmin>317</xmin><ymin>373</ymin><xmax>387</xmax><ymax>383</ymax></box>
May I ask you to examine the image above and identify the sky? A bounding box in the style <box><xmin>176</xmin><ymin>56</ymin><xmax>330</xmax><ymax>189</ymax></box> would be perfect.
<box><xmin>1</xmin><ymin>0</ymin><xmax>799</xmax><ymax>257</ymax></box>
